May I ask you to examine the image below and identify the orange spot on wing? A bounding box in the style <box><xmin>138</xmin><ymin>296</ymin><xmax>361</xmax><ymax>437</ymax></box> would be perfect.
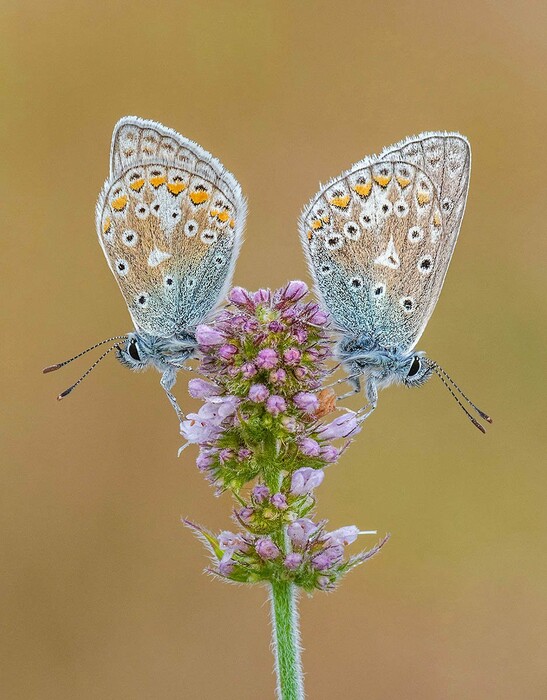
<box><xmin>209</xmin><ymin>209</ymin><xmax>219</xmax><ymax>218</ymax></box>
<box><xmin>352</xmin><ymin>182</ymin><xmax>372</xmax><ymax>198</ymax></box>
<box><xmin>217</xmin><ymin>211</ymin><xmax>230</xmax><ymax>223</ymax></box>
<box><xmin>311</xmin><ymin>219</ymin><xmax>323</xmax><ymax>230</ymax></box>
<box><xmin>167</xmin><ymin>182</ymin><xmax>187</xmax><ymax>195</ymax></box>
<box><xmin>322</xmin><ymin>214</ymin><xmax>330</xmax><ymax>224</ymax></box>
<box><xmin>417</xmin><ymin>192</ymin><xmax>431</xmax><ymax>206</ymax></box>
<box><xmin>307</xmin><ymin>230</ymin><xmax>313</xmax><ymax>240</ymax></box>
<box><xmin>433</xmin><ymin>211</ymin><xmax>442</xmax><ymax>226</ymax></box>
<box><xmin>229</xmin><ymin>218</ymin><xmax>236</xmax><ymax>228</ymax></box>
<box><xmin>329</xmin><ymin>194</ymin><xmax>350</xmax><ymax>208</ymax></box>
<box><xmin>373</xmin><ymin>175</ymin><xmax>391</xmax><ymax>188</ymax></box>
<box><xmin>129</xmin><ymin>178</ymin><xmax>145</xmax><ymax>192</ymax></box>
<box><xmin>102</xmin><ymin>217</ymin><xmax>111</xmax><ymax>234</ymax></box>
<box><xmin>149</xmin><ymin>176</ymin><xmax>166</xmax><ymax>188</ymax></box>
<box><xmin>396</xmin><ymin>177</ymin><xmax>411</xmax><ymax>188</ymax></box>
<box><xmin>190</xmin><ymin>190</ymin><xmax>210</xmax><ymax>205</ymax></box>
<box><xmin>111</xmin><ymin>195</ymin><xmax>128</xmax><ymax>211</ymax></box>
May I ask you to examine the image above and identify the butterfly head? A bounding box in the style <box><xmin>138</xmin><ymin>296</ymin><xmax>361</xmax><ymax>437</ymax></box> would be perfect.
<box><xmin>116</xmin><ymin>332</ymin><xmax>151</xmax><ymax>371</ymax></box>
<box><xmin>401</xmin><ymin>353</ymin><xmax>435</xmax><ymax>388</ymax></box>
<box><xmin>116</xmin><ymin>331</ymin><xmax>197</xmax><ymax>372</ymax></box>
<box><xmin>338</xmin><ymin>335</ymin><xmax>434</xmax><ymax>389</ymax></box>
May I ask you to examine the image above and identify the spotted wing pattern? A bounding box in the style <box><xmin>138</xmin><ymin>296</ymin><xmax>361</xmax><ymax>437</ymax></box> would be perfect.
<box><xmin>299</xmin><ymin>132</ymin><xmax>470</xmax><ymax>351</ymax></box>
<box><xmin>96</xmin><ymin>117</ymin><xmax>246</xmax><ymax>338</ymax></box>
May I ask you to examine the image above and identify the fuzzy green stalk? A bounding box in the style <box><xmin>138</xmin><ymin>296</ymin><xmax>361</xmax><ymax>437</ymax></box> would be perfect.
<box><xmin>270</xmin><ymin>578</ymin><xmax>304</xmax><ymax>700</ymax></box>
<box><xmin>266</xmin><ymin>462</ymin><xmax>304</xmax><ymax>700</ymax></box>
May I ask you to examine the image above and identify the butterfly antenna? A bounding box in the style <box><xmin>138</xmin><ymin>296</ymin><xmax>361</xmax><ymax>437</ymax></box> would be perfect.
<box><xmin>432</xmin><ymin>365</ymin><xmax>488</xmax><ymax>433</ymax></box>
<box><xmin>434</xmin><ymin>364</ymin><xmax>492</xmax><ymax>424</ymax></box>
<box><xmin>57</xmin><ymin>344</ymin><xmax>121</xmax><ymax>400</ymax></box>
<box><xmin>42</xmin><ymin>336</ymin><xmax>128</xmax><ymax>373</ymax></box>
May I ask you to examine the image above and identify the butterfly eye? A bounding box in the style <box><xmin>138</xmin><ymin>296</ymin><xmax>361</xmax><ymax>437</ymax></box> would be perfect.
<box><xmin>128</xmin><ymin>339</ymin><xmax>141</xmax><ymax>362</ymax></box>
<box><xmin>407</xmin><ymin>356</ymin><xmax>421</xmax><ymax>377</ymax></box>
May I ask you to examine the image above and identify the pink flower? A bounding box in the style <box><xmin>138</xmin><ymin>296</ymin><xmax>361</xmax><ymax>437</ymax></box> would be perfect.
<box><xmin>252</xmin><ymin>484</ymin><xmax>270</xmax><ymax>504</ymax></box>
<box><xmin>269</xmin><ymin>368</ymin><xmax>287</xmax><ymax>384</ymax></box>
<box><xmin>290</xmin><ymin>467</ymin><xmax>325</xmax><ymax>495</ymax></box>
<box><xmin>271</xmin><ymin>493</ymin><xmax>288</xmax><ymax>510</ymax></box>
<box><xmin>249</xmin><ymin>383</ymin><xmax>269</xmax><ymax>403</ymax></box>
<box><xmin>283</xmin><ymin>348</ymin><xmax>301</xmax><ymax>365</ymax></box>
<box><xmin>218</xmin><ymin>531</ymin><xmax>248</xmax><ymax>553</ymax></box>
<box><xmin>299</xmin><ymin>437</ymin><xmax>320</xmax><ymax>457</ymax></box>
<box><xmin>316</xmin><ymin>412</ymin><xmax>360</xmax><ymax>440</ymax></box>
<box><xmin>266</xmin><ymin>395</ymin><xmax>286</xmax><ymax>416</ymax></box>
<box><xmin>229</xmin><ymin>286</ymin><xmax>254</xmax><ymax>307</ymax></box>
<box><xmin>287</xmin><ymin>518</ymin><xmax>317</xmax><ymax>549</ymax></box>
<box><xmin>256</xmin><ymin>348</ymin><xmax>279</xmax><ymax>369</ymax></box>
<box><xmin>218</xmin><ymin>344</ymin><xmax>238</xmax><ymax>360</ymax></box>
<box><xmin>311</xmin><ymin>544</ymin><xmax>344</xmax><ymax>571</ymax></box>
<box><xmin>196</xmin><ymin>324</ymin><xmax>225</xmax><ymax>345</ymax></box>
<box><xmin>281</xmin><ymin>280</ymin><xmax>308</xmax><ymax>303</ymax></box>
<box><xmin>324</xmin><ymin>526</ymin><xmax>360</xmax><ymax>546</ymax></box>
<box><xmin>256</xmin><ymin>537</ymin><xmax>280</xmax><ymax>560</ymax></box>
<box><xmin>320</xmin><ymin>445</ymin><xmax>340</xmax><ymax>463</ymax></box>
<box><xmin>293</xmin><ymin>392</ymin><xmax>319</xmax><ymax>414</ymax></box>
<box><xmin>188</xmin><ymin>378</ymin><xmax>221</xmax><ymax>399</ymax></box>
<box><xmin>284</xmin><ymin>553</ymin><xmax>303</xmax><ymax>570</ymax></box>
<box><xmin>241</xmin><ymin>362</ymin><xmax>257</xmax><ymax>379</ymax></box>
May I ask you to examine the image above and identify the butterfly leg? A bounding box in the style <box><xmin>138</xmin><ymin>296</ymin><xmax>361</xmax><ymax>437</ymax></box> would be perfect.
<box><xmin>160</xmin><ymin>368</ymin><xmax>185</xmax><ymax>423</ymax></box>
<box><xmin>357</xmin><ymin>378</ymin><xmax>378</xmax><ymax>422</ymax></box>
<box><xmin>337</xmin><ymin>374</ymin><xmax>362</xmax><ymax>401</ymax></box>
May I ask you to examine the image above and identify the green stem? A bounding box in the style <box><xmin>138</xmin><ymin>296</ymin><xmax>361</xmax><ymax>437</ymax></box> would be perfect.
<box><xmin>270</xmin><ymin>579</ymin><xmax>304</xmax><ymax>700</ymax></box>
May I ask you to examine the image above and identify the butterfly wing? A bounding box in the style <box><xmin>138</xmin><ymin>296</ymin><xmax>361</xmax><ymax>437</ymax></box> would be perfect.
<box><xmin>299</xmin><ymin>132</ymin><xmax>470</xmax><ymax>351</ymax></box>
<box><xmin>96</xmin><ymin>116</ymin><xmax>246</xmax><ymax>338</ymax></box>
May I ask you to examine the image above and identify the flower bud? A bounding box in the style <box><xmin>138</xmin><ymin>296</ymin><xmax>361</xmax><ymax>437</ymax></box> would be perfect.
<box><xmin>266</xmin><ymin>395</ymin><xmax>287</xmax><ymax>416</ymax></box>
<box><xmin>256</xmin><ymin>348</ymin><xmax>278</xmax><ymax>369</ymax></box>
<box><xmin>218</xmin><ymin>344</ymin><xmax>238</xmax><ymax>360</ymax></box>
<box><xmin>284</xmin><ymin>553</ymin><xmax>303</xmax><ymax>570</ymax></box>
<box><xmin>283</xmin><ymin>347</ymin><xmax>301</xmax><ymax>365</ymax></box>
<box><xmin>248</xmin><ymin>383</ymin><xmax>269</xmax><ymax>403</ymax></box>
<box><xmin>287</xmin><ymin>518</ymin><xmax>317</xmax><ymax>549</ymax></box>
<box><xmin>316</xmin><ymin>412</ymin><xmax>360</xmax><ymax>440</ymax></box>
<box><xmin>293</xmin><ymin>392</ymin><xmax>319</xmax><ymax>414</ymax></box>
<box><xmin>298</xmin><ymin>437</ymin><xmax>320</xmax><ymax>457</ymax></box>
<box><xmin>271</xmin><ymin>493</ymin><xmax>288</xmax><ymax>510</ymax></box>
<box><xmin>291</xmin><ymin>467</ymin><xmax>325</xmax><ymax>495</ymax></box>
<box><xmin>256</xmin><ymin>537</ymin><xmax>280</xmax><ymax>560</ymax></box>
<box><xmin>252</xmin><ymin>484</ymin><xmax>270</xmax><ymax>504</ymax></box>
<box><xmin>324</xmin><ymin>525</ymin><xmax>360</xmax><ymax>546</ymax></box>
<box><xmin>196</xmin><ymin>324</ymin><xmax>225</xmax><ymax>345</ymax></box>
<box><xmin>188</xmin><ymin>378</ymin><xmax>221</xmax><ymax>399</ymax></box>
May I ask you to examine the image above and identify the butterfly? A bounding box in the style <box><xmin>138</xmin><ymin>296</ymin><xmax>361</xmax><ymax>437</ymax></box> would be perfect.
<box><xmin>44</xmin><ymin>116</ymin><xmax>246</xmax><ymax>421</ymax></box>
<box><xmin>299</xmin><ymin>132</ymin><xmax>491</xmax><ymax>432</ymax></box>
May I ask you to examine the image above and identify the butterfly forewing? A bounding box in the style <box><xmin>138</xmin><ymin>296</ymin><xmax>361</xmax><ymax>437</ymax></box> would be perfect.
<box><xmin>299</xmin><ymin>132</ymin><xmax>470</xmax><ymax>351</ymax></box>
<box><xmin>97</xmin><ymin>117</ymin><xmax>246</xmax><ymax>338</ymax></box>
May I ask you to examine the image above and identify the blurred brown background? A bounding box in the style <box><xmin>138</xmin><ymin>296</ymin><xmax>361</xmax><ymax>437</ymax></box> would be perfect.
<box><xmin>2</xmin><ymin>1</ymin><xmax>546</xmax><ymax>698</ymax></box>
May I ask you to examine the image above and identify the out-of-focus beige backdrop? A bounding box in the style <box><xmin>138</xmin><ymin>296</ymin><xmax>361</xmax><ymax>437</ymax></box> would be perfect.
<box><xmin>2</xmin><ymin>1</ymin><xmax>545</xmax><ymax>698</ymax></box>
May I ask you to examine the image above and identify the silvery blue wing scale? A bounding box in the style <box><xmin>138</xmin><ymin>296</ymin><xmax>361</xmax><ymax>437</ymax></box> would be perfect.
<box><xmin>44</xmin><ymin>117</ymin><xmax>246</xmax><ymax>421</ymax></box>
<box><xmin>299</xmin><ymin>132</ymin><xmax>491</xmax><ymax>432</ymax></box>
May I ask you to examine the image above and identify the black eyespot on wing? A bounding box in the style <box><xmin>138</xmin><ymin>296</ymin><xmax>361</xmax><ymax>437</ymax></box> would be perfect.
<box><xmin>408</xmin><ymin>356</ymin><xmax>421</xmax><ymax>377</ymax></box>
<box><xmin>128</xmin><ymin>339</ymin><xmax>141</xmax><ymax>361</ymax></box>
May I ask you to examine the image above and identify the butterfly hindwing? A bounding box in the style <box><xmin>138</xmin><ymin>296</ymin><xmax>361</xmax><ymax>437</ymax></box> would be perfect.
<box><xmin>96</xmin><ymin>117</ymin><xmax>246</xmax><ymax>338</ymax></box>
<box><xmin>299</xmin><ymin>132</ymin><xmax>470</xmax><ymax>351</ymax></box>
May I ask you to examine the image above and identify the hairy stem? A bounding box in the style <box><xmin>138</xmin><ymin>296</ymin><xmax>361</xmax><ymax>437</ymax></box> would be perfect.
<box><xmin>270</xmin><ymin>579</ymin><xmax>304</xmax><ymax>700</ymax></box>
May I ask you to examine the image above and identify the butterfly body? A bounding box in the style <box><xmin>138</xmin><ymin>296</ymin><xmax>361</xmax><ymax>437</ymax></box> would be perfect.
<box><xmin>299</xmin><ymin>132</ymin><xmax>490</xmax><ymax>427</ymax></box>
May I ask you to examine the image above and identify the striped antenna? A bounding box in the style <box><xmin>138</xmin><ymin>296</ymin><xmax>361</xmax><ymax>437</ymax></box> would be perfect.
<box><xmin>57</xmin><ymin>344</ymin><xmax>122</xmax><ymax>400</ymax></box>
<box><xmin>43</xmin><ymin>336</ymin><xmax>127</xmax><ymax>373</ymax></box>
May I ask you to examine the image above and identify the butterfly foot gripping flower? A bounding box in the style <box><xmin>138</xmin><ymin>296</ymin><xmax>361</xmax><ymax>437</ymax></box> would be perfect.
<box><xmin>182</xmin><ymin>282</ymin><xmax>389</xmax><ymax>698</ymax></box>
